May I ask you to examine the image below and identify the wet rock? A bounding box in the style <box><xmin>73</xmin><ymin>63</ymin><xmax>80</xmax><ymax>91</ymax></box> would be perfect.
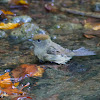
<box><xmin>8</xmin><ymin>15</ymin><xmax>32</xmax><ymax>23</ymax></box>
<box><xmin>47</xmin><ymin>22</ymin><xmax>83</xmax><ymax>49</ymax></box>
<box><xmin>9</xmin><ymin>23</ymin><xmax>46</xmax><ymax>43</ymax></box>
<box><xmin>0</xmin><ymin>38</ymin><xmax>39</xmax><ymax>68</ymax></box>
<box><xmin>0</xmin><ymin>46</ymin><xmax>38</xmax><ymax>68</ymax></box>
<box><xmin>52</xmin><ymin>22</ymin><xmax>82</xmax><ymax>31</ymax></box>
<box><xmin>0</xmin><ymin>30</ymin><xmax>7</xmax><ymax>38</ymax></box>
<box><xmin>93</xmin><ymin>2</ymin><xmax>100</xmax><ymax>12</ymax></box>
<box><xmin>0</xmin><ymin>0</ymin><xmax>10</xmax><ymax>3</ymax></box>
<box><xmin>48</xmin><ymin>22</ymin><xmax>83</xmax><ymax>36</ymax></box>
<box><xmin>0</xmin><ymin>10</ymin><xmax>7</xmax><ymax>21</ymax></box>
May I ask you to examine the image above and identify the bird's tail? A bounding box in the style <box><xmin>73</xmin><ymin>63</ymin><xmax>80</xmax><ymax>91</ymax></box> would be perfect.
<box><xmin>72</xmin><ymin>47</ymin><xmax>96</xmax><ymax>56</ymax></box>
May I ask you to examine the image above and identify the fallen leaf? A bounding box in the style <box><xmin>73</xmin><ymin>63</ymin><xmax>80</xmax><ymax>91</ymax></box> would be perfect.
<box><xmin>0</xmin><ymin>72</ymin><xmax>13</xmax><ymax>88</ymax></box>
<box><xmin>11</xmin><ymin>64</ymin><xmax>45</xmax><ymax>82</ymax></box>
<box><xmin>16</xmin><ymin>0</ymin><xmax>28</xmax><ymax>5</ymax></box>
<box><xmin>0</xmin><ymin>70</ymin><xmax>32</xmax><ymax>98</ymax></box>
<box><xmin>84</xmin><ymin>30</ymin><xmax>100</xmax><ymax>38</ymax></box>
<box><xmin>33</xmin><ymin>66</ymin><xmax>45</xmax><ymax>77</ymax></box>
<box><xmin>84</xmin><ymin>20</ymin><xmax>100</xmax><ymax>30</ymax></box>
<box><xmin>0</xmin><ymin>87</ymin><xmax>25</xmax><ymax>95</ymax></box>
<box><xmin>84</xmin><ymin>34</ymin><xmax>95</xmax><ymax>39</ymax></box>
<box><xmin>0</xmin><ymin>72</ymin><xmax>19</xmax><ymax>89</ymax></box>
<box><xmin>0</xmin><ymin>23</ymin><xmax>22</xmax><ymax>29</ymax></box>
<box><xmin>9</xmin><ymin>0</ymin><xmax>28</xmax><ymax>5</ymax></box>
<box><xmin>0</xmin><ymin>82</ymin><xmax>30</xmax><ymax>97</ymax></box>
<box><xmin>45</xmin><ymin>3</ymin><xmax>59</xmax><ymax>13</ymax></box>
<box><xmin>11</xmin><ymin>96</ymin><xmax>32</xmax><ymax>100</ymax></box>
<box><xmin>93</xmin><ymin>24</ymin><xmax>100</xmax><ymax>30</ymax></box>
<box><xmin>1</xmin><ymin>10</ymin><xmax>14</xmax><ymax>15</ymax></box>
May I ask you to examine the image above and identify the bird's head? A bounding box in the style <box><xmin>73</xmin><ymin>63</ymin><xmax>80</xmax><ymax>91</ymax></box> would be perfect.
<box><xmin>32</xmin><ymin>34</ymin><xmax>51</xmax><ymax>47</ymax></box>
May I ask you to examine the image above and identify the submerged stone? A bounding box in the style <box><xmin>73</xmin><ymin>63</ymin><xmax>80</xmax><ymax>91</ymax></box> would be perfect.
<box><xmin>0</xmin><ymin>0</ymin><xmax>10</xmax><ymax>3</ymax></box>
<box><xmin>93</xmin><ymin>2</ymin><xmax>100</xmax><ymax>12</ymax></box>
<box><xmin>0</xmin><ymin>30</ymin><xmax>7</xmax><ymax>38</ymax></box>
<box><xmin>8</xmin><ymin>15</ymin><xmax>32</xmax><ymax>23</ymax></box>
<box><xmin>9</xmin><ymin>23</ymin><xmax>46</xmax><ymax>43</ymax></box>
<box><xmin>52</xmin><ymin>22</ymin><xmax>83</xmax><ymax>31</ymax></box>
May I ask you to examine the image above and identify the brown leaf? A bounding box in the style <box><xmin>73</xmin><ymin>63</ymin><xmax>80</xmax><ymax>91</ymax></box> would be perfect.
<box><xmin>11</xmin><ymin>64</ymin><xmax>45</xmax><ymax>82</ymax></box>
<box><xmin>84</xmin><ymin>34</ymin><xmax>95</xmax><ymax>39</ymax></box>
<box><xmin>45</xmin><ymin>3</ymin><xmax>59</xmax><ymax>13</ymax></box>
<box><xmin>84</xmin><ymin>30</ymin><xmax>100</xmax><ymax>38</ymax></box>
<box><xmin>84</xmin><ymin>20</ymin><xmax>100</xmax><ymax>30</ymax></box>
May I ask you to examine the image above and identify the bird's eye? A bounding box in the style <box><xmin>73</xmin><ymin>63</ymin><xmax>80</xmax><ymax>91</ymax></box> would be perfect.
<box><xmin>37</xmin><ymin>39</ymin><xmax>41</xmax><ymax>42</ymax></box>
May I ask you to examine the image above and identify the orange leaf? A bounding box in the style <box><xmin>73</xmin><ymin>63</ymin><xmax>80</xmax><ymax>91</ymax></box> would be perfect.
<box><xmin>33</xmin><ymin>66</ymin><xmax>45</xmax><ymax>77</ymax></box>
<box><xmin>21</xmin><ymin>64</ymin><xmax>38</xmax><ymax>77</ymax></box>
<box><xmin>0</xmin><ymin>72</ymin><xmax>13</xmax><ymax>88</ymax></box>
<box><xmin>21</xmin><ymin>64</ymin><xmax>45</xmax><ymax>77</ymax></box>
<box><xmin>0</xmin><ymin>83</ymin><xmax>29</xmax><ymax>97</ymax></box>
<box><xmin>14</xmin><ymin>82</ymin><xmax>19</xmax><ymax>87</ymax></box>
<box><xmin>0</xmin><ymin>23</ymin><xmax>21</xmax><ymax>29</ymax></box>
<box><xmin>1</xmin><ymin>10</ymin><xmax>14</xmax><ymax>15</ymax></box>
<box><xmin>0</xmin><ymin>72</ymin><xmax>19</xmax><ymax>89</ymax></box>
<box><xmin>0</xmin><ymin>87</ymin><xmax>25</xmax><ymax>95</ymax></box>
<box><xmin>11</xmin><ymin>64</ymin><xmax>45</xmax><ymax>82</ymax></box>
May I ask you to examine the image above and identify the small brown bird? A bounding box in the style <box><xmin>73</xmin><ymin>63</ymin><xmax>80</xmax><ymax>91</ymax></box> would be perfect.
<box><xmin>32</xmin><ymin>34</ymin><xmax>95</xmax><ymax>64</ymax></box>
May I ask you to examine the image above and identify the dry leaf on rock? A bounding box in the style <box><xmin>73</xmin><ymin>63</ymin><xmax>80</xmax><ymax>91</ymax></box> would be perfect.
<box><xmin>0</xmin><ymin>23</ymin><xmax>22</xmax><ymax>29</ymax></box>
<box><xmin>1</xmin><ymin>10</ymin><xmax>14</xmax><ymax>15</ymax></box>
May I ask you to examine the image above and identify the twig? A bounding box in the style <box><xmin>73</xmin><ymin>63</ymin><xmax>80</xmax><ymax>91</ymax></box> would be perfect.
<box><xmin>60</xmin><ymin>8</ymin><xmax>100</xmax><ymax>19</ymax></box>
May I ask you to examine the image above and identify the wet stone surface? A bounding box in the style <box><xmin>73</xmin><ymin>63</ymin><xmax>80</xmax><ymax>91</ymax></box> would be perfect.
<box><xmin>8</xmin><ymin>22</ymin><xmax>47</xmax><ymax>44</ymax></box>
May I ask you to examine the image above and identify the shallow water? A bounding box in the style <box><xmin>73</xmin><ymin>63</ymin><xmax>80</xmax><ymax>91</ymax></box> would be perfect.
<box><xmin>0</xmin><ymin>0</ymin><xmax>100</xmax><ymax>100</ymax></box>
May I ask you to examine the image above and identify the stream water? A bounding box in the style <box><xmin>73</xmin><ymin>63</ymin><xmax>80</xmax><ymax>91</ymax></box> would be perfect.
<box><xmin>0</xmin><ymin>0</ymin><xmax>100</xmax><ymax>100</ymax></box>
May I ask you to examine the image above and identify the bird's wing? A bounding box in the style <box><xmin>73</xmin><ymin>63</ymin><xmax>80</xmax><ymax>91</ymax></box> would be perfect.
<box><xmin>47</xmin><ymin>46</ymin><xmax>61</xmax><ymax>55</ymax></box>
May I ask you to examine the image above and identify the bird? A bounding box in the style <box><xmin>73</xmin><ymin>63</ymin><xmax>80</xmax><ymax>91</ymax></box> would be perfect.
<box><xmin>32</xmin><ymin>34</ymin><xmax>96</xmax><ymax>64</ymax></box>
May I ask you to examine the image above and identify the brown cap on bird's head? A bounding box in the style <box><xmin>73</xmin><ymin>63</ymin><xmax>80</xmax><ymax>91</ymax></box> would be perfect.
<box><xmin>33</xmin><ymin>34</ymin><xmax>50</xmax><ymax>40</ymax></box>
